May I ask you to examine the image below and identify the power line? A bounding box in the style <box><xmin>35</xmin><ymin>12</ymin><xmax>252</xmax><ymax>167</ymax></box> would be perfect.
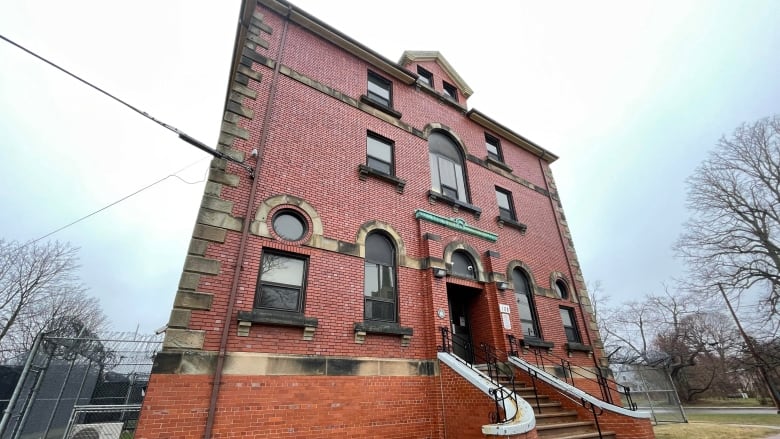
<box><xmin>0</xmin><ymin>33</ymin><xmax>253</xmax><ymax>177</ymax></box>
<box><xmin>29</xmin><ymin>157</ymin><xmax>208</xmax><ymax>246</ymax></box>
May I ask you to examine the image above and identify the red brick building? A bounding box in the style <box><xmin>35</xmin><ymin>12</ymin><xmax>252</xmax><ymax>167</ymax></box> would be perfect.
<box><xmin>136</xmin><ymin>1</ymin><xmax>653</xmax><ymax>438</ymax></box>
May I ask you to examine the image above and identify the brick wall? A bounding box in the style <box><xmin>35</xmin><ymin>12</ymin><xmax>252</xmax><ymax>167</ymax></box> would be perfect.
<box><xmin>136</xmin><ymin>373</ymin><xmax>442</xmax><ymax>438</ymax></box>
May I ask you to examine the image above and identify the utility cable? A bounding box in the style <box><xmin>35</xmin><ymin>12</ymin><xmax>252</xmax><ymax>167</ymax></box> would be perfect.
<box><xmin>29</xmin><ymin>157</ymin><xmax>208</xmax><ymax>246</ymax></box>
<box><xmin>0</xmin><ymin>33</ymin><xmax>254</xmax><ymax>177</ymax></box>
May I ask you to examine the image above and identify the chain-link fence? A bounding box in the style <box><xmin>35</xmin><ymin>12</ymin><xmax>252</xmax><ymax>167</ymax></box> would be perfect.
<box><xmin>611</xmin><ymin>363</ymin><xmax>687</xmax><ymax>423</ymax></box>
<box><xmin>0</xmin><ymin>332</ymin><xmax>161</xmax><ymax>439</ymax></box>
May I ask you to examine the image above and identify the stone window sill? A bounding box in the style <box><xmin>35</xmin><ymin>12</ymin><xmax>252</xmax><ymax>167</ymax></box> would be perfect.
<box><xmin>358</xmin><ymin>164</ymin><xmax>406</xmax><ymax>193</ymax></box>
<box><xmin>427</xmin><ymin>190</ymin><xmax>482</xmax><ymax>219</ymax></box>
<box><xmin>520</xmin><ymin>337</ymin><xmax>554</xmax><ymax>351</ymax></box>
<box><xmin>360</xmin><ymin>95</ymin><xmax>402</xmax><ymax>119</ymax></box>
<box><xmin>496</xmin><ymin>216</ymin><xmax>528</xmax><ymax>234</ymax></box>
<box><xmin>565</xmin><ymin>342</ymin><xmax>593</xmax><ymax>356</ymax></box>
<box><xmin>237</xmin><ymin>308</ymin><xmax>318</xmax><ymax>340</ymax></box>
<box><xmin>354</xmin><ymin>321</ymin><xmax>413</xmax><ymax>347</ymax></box>
<box><xmin>485</xmin><ymin>156</ymin><xmax>513</xmax><ymax>173</ymax></box>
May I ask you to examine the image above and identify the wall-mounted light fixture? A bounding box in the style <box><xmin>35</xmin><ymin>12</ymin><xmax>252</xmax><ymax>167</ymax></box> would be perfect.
<box><xmin>496</xmin><ymin>281</ymin><xmax>509</xmax><ymax>290</ymax></box>
<box><xmin>432</xmin><ymin>267</ymin><xmax>447</xmax><ymax>278</ymax></box>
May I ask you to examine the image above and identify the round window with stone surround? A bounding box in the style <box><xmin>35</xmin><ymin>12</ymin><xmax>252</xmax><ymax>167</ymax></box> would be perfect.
<box><xmin>272</xmin><ymin>210</ymin><xmax>307</xmax><ymax>242</ymax></box>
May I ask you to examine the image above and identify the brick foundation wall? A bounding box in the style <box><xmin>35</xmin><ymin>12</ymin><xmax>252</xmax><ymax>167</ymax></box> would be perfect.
<box><xmin>136</xmin><ymin>373</ymin><xmax>443</xmax><ymax>438</ymax></box>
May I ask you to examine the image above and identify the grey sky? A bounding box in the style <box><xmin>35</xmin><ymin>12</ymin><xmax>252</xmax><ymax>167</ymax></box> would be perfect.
<box><xmin>1</xmin><ymin>1</ymin><xmax>778</xmax><ymax>333</ymax></box>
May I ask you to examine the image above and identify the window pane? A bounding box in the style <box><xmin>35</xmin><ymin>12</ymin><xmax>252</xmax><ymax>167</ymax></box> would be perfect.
<box><xmin>560</xmin><ymin>308</ymin><xmax>574</xmax><ymax>327</ymax></box>
<box><xmin>452</xmin><ymin>251</ymin><xmax>475</xmax><ymax>278</ymax></box>
<box><xmin>368</xmin><ymin>80</ymin><xmax>390</xmax><ymax>101</ymax></box>
<box><xmin>428</xmin><ymin>133</ymin><xmax>461</xmax><ymax>161</ymax></box>
<box><xmin>367</xmin><ymin>136</ymin><xmax>392</xmax><ymax>162</ymax></box>
<box><xmin>367</xmin><ymin>157</ymin><xmax>391</xmax><ymax>174</ymax></box>
<box><xmin>486</xmin><ymin>142</ymin><xmax>498</xmax><ymax>156</ymax></box>
<box><xmin>454</xmin><ymin>163</ymin><xmax>467</xmax><ymax>202</ymax></box>
<box><xmin>512</xmin><ymin>269</ymin><xmax>530</xmax><ymax>295</ymax></box>
<box><xmin>258</xmin><ymin>285</ymin><xmax>299</xmax><ymax>311</ymax></box>
<box><xmin>366</xmin><ymin>234</ymin><xmax>394</xmax><ymax>264</ymax></box>
<box><xmin>496</xmin><ymin>190</ymin><xmax>511</xmax><ymax>210</ymax></box>
<box><xmin>555</xmin><ymin>281</ymin><xmax>569</xmax><ymax>299</ymax></box>
<box><xmin>438</xmin><ymin>157</ymin><xmax>457</xmax><ymax>189</ymax></box>
<box><xmin>429</xmin><ymin>153</ymin><xmax>440</xmax><ymax>190</ymax></box>
<box><xmin>365</xmin><ymin>299</ymin><xmax>394</xmax><ymax>321</ymax></box>
<box><xmin>364</xmin><ymin>264</ymin><xmax>379</xmax><ymax>297</ymax></box>
<box><xmin>273</xmin><ymin>212</ymin><xmax>306</xmax><ymax>241</ymax></box>
<box><xmin>261</xmin><ymin>254</ymin><xmax>304</xmax><ymax>286</ymax></box>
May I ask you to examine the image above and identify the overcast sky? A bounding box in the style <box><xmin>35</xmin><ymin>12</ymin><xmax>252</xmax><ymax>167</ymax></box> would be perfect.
<box><xmin>1</xmin><ymin>1</ymin><xmax>778</xmax><ymax>333</ymax></box>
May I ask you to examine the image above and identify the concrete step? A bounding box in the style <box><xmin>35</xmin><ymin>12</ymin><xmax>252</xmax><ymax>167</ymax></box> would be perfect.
<box><xmin>534</xmin><ymin>410</ymin><xmax>579</xmax><ymax>425</ymax></box>
<box><xmin>536</xmin><ymin>421</ymin><xmax>602</xmax><ymax>438</ymax></box>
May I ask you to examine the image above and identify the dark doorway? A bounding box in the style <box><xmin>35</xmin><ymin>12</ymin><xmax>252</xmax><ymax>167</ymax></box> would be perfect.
<box><xmin>447</xmin><ymin>283</ymin><xmax>480</xmax><ymax>363</ymax></box>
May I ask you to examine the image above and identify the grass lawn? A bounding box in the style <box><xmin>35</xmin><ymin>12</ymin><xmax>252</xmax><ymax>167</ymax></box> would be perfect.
<box><xmin>653</xmin><ymin>412</ymin><xmax>780</xmax><ymax>439</ymax></box>
<box><xmin>685</xmin><ymin>398</ymin><xmax>773</xmax><ymax>407</ymax></box>
<box><xmin>653</xmin><ymin>424</ymin><xmax>776</xmax><ymax>439</ymax></box>
<box><xmin>687</xmin><ymin>413</ymin><xmax>780</xmax><ymax>426</ymax></box>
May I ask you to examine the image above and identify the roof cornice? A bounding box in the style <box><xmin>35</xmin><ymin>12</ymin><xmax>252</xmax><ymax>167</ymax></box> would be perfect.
<box><xmin>259</xmin><ymin>0</ymin><xmax>416</xmax><ymax>84</ymax></box>
<box><xmin>467</xmin><ymin>109</ymin><xmax>558</xmax><ymax>163</ymax></box>
<box><xmin>399</xmin><ymin>51</ymin><xmax>474</xmax><ymax>98</ymax></box>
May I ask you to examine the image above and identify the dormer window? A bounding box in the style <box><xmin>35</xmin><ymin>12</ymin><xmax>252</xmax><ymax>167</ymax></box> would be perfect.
<box><xmin>443</xmin><ymin>81</ymin><xmax>458</xmax><ymax>101</ymax></box>
<box><xmin>417</xmin><ymin>66</ymin><xmax>433</xmax><ymax>87</ymax></box>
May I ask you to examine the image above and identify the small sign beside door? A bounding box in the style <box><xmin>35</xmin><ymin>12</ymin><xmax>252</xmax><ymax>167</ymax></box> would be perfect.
<box><xmin>499</xmin><ymin>303</ymin><xmax>511</xmax><ymax>329</ymax></box>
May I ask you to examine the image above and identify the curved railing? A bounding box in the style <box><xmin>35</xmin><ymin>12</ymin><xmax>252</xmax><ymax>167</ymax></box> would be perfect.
<box><xmin>507</xmin><ymin>334</ymin><xmax>637</xmax><ymax>411</ymax></box>
<box><xmin>439</xmin><ymin>327</ymin><xmax>518</xmax><ymax>424</ymax></box>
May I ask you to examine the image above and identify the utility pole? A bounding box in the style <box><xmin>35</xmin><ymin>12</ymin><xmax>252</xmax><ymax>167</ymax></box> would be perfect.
<box><xmin>718</xmin><ymin>284</ymin><xmax>780</xmax><ymax>413</ymax></box>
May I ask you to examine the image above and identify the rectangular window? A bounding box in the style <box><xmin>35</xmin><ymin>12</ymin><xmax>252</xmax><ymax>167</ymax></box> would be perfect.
<box><xmin>495</xmin><ymin>187</ymin><xmax>516</xmax><ymax>221</ymax></box>
<box><xmin>516</xmin><ymin>293</ymin><xmax>539</xmax><ymax>338</ymax></box>
<box><xmin>367</xmin><ymin>71</ymin><xmax>392</xmax><ymax>107</ymax></box>
<box><xmin>560</xmin><ymin>307</ymin><xmax>581</xmax><ymax>343</ymax></box>
<box><xmin>443</xmin><ymin>81</ymin><xmax>458</xmax><ymax>101</ymax></box>
<box><xmin>417</xmin><ymin>66</ymin><xmax>433</xmax><ymax>86</ymax></box>
<box><xmin>485</xmin><ymin>133</ymin><xmax>503</xmax><ymax>162</ymax></box>
<box><xmin>364</xmin><ymin>263</ymin><xmax>395</xmax><ymax>321</ymax></box>
<box><xmin>255</xmin><ymin>251</ymin><xmax>307</xmax><ymax>313</ymax></box>
<box><xmin>366</xmin><ymin>132</ymin><xmax>394</xmax><ymax>175</ymax></box>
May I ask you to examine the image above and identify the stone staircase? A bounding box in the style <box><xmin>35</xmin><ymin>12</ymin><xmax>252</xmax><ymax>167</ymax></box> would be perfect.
<box><xmin>475</xmin><ymin>365</ymin><xmax>616</xmax><ymax>439</ymax></box>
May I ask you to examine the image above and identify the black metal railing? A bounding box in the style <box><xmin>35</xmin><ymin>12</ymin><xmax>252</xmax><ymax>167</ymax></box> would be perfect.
<box><xmin>507</xmin><ymin>334</ymin><xmax>637</xmax><ymax>411</ymax></box>
<box><xmin>439</xmin><ymin>327</ymin><xmax>517</xmax><ymax>424</ymax></box>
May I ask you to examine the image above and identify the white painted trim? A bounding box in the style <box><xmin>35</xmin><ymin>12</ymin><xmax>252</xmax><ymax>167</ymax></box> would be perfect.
<box><xmin>437</xmin><ymin>352</ymin><xmax>536</xmax><ymax>436</ymax></box>
<box><xmin>508</xmin><ymin>356</ymin><xmax>652</xmax><ymax>419</ymax></box>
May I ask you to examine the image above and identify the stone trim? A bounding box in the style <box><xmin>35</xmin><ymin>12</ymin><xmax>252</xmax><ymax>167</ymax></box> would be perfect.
<box><xmin>353</xmin><ymin>322</ymin><xmax>413</xmax><ymax>347</ymax></box>
<box><xmin>162</xmin><ymin>328</ymin><xmax>206</xmax><ymax>350</ymax></box>
<box><xmin>485</xmin><ymin>156</ymin><xmax>513</xmax><ymax>173</ymax></box>
<box><xmin>467</xmin><ymin>155</ymin><xmax>550</xmax><ymax>198</ymax></box>
<box><xmin>427</xmin><ymin>190</ymin><xmax>482</xmax><ymax>220</ymax></box>
<box><xmin>496</xmin><ymin>216</ymin><xmax>528</xmax><ymax>234</ymax></box>
<box><xmin>505</xmin><ymin>260</ymin><xmax>539</xmax><ymax>295</ymax></box>
<box><xmin>565</xmin><ymin>342</ymin><xmax>594</xmax><ymax>357</ymax></box>
<box><xmin>151</xmin><ymin>351</ymin><xmax>438</xmax><ymax>377</ymax></box>
<box><xmin>442</xmin><ymin>240</ymin><xmax>488</xmax><ymax>283</ymax></box>
<box><xmin>236</xmin><ymin>309</ymin><xmax>318</xmax><ymax>340</ymax></box>
<box><xmin>357</xmin><ymin>164</ymin><xmax>406</xmax><ymax>193</ymax></box>
<box><xmin>415</xmin><ymin>209</ymin><xmax>497</xmax><ymax>243</ymax></box>
<box><xmin>359</xmin><ymin>95</ymin><xmax>402</xmax><ymax>118</ymax></box>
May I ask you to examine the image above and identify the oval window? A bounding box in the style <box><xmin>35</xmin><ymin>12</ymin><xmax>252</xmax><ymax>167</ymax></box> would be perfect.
<box><xmin>272</xmin><ymin>210</ymin><xmax>307</xmax><ymax>241</ymax></box>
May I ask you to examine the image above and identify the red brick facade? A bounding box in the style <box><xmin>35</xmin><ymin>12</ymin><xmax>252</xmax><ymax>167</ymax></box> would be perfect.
<box><xmin>136</xmin><ymin>1</ymin><xmax>652</xmax><ymax>438</ymax></box>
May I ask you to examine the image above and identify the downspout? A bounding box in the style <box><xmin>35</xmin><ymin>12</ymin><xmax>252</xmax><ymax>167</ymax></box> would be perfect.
<box><xmin>537</xmin><ymin>156</ymin><xmax>598</xmax><ymax>369</ymax></box>
<box><xmin>202</xmin><ymin>4</ymin><xmax>291</xmax><ymax>438</ymax></box>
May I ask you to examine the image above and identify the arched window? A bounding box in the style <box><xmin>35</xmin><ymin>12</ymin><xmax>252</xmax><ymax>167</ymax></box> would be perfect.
<box><xmin>451</xmin><ymin>250</ymin><xmax>476</xmax><ymax>279</ymax></box>
<box><xmin>554</xmin><ymin>279</ymin><xmax>569</xmax><ymax>300</ymax></box>
<box><xmin>429</xmin><ymin>132</ymin><xmax>468</xmax><ymax>202</ymax></box>
<box><xmin>513</xmin><ymin>268</ymin><xmax>541</xmax><ymax>339</ymax></box>
<box><xmin>364</xmin><ymin>233</ymin><xmax>396</xmax><ymax>322</ymax></box>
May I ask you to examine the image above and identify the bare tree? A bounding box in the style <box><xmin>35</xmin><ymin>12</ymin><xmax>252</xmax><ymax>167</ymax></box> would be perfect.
<box><xmin>677</xmin><ymin>115</ymin><xmax>780</xmax><ymax>319</ymax></box>
<box><xmin>0</xmin><ymin>239</ymin><xmax>106</xmax><ymax>361</ymax></box>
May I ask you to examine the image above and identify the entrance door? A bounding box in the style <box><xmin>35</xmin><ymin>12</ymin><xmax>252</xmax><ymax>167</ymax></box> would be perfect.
<box><xmin>447</xmin><ymin>286</ymin><xmax>474</xmax><ymax>363</ymax></box>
